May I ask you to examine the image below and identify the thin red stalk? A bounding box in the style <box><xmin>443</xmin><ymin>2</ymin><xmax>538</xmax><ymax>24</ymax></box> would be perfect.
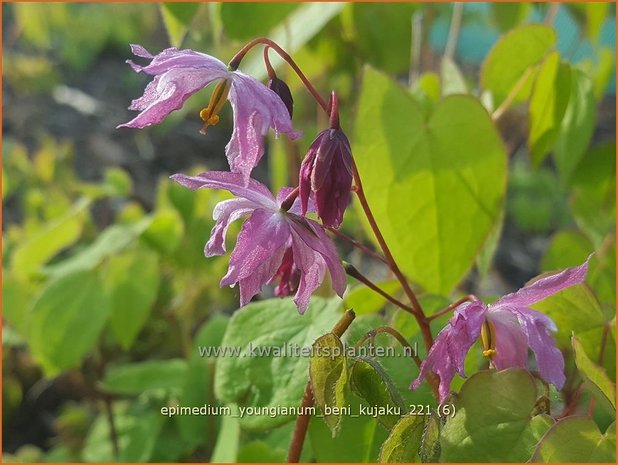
<box><xmin>229</xmin><ymin>37</ymin><xmax>329</xmax><ymax>113</ymax></box>
<box><xmin>328</xmin><ymin>227</ymin><xmax>387</xmax><ymax>264</ymax></box>
<box><xmin>263</xmin><ymin>46</ymin><xmax>276</xmax><ymax>79</ymax></box>
<box><xmin>344</xmin><ymin>263</ymin><xmax>415</xmax><ymax>314</ymax></box>
<box><xmin>428</xmin><ymin>294</ymin><xmax>476</xmax><ymax>321</ymax></box>
<box><xmin>351</xmin><ymin>160</ymin><xmax>433</xmax><ymax>350</ymax></box>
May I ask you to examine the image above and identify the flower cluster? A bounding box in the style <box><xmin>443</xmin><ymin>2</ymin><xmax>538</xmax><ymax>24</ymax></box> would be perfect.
<box><xmin>119</xmin><ymin>41</ymin><xmax>590</xmax><ymax>400</ymax></box>
<box><xmin>119</xmin><ymin>44</ymin><xmax>353</xmax><ymax>312</ymax></box>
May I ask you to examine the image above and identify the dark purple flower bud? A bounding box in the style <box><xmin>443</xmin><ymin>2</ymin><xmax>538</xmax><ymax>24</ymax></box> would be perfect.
<box><xmin>299</xmin><ymin>93</ymin><xmax>353</xmax><ymax>229</ymax></box>
<box><xmin>268</xmin><ymin>76</ymin><xmax>294</xmax><ymax>118</ymax></box>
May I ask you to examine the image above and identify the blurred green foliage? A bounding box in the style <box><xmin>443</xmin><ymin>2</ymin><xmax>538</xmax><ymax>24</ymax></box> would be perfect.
<box><xmin>3</xmin><ymin>2</ymin><xmax>616</xmax><ymax>463</ymax></box>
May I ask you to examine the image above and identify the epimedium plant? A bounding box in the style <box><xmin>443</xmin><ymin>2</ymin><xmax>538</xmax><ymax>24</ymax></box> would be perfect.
<box><xmin>114</xmin><ymin>20</ymin><xmax>612</xmax><ymax>463</ymax></box>
<box><xmin>3</xmin><ymin>3</ymin><xmax>615</xmax><ymax>464</ymax></box>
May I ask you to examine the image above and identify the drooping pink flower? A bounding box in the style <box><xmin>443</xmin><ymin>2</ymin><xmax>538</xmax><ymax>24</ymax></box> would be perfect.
<box><xmin>411</xmin><ymin>258</ymin><xmax>591</xmax><ymax>402</ymax></box>
<box><xmin>170</xmin><ymin>171</ymin><xmax>346</xmax><ymax>313</ymax></box>
<box><xmin>118</xmin><ymin>45</ymin><xmax>301</xmax><ymax>182</ymax></box>
<box><xmin>299</xmin><ymin>92</ymin><xmax>353</xmax><ymax>229</ymax></box>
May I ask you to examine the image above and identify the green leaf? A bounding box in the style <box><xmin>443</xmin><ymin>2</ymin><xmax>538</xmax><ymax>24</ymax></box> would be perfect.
<box><xmin>344</xmin><ymin>280</ymin><xmax>400</xmax><ymax>315</ymax></box>
<box><xmin>572</xmin><ymin>334</ymin><xmax>616</xmax><ymax>412</ymax></box>
<box><xmin>350</xmin><ymin>357</ymin><xmax>405</xmax><ymax>430</ymax></box>
<box><xmin>237</xmin><ymin>441</ymin><xmax>286</xmax><ymax>463</ymax></box>
<box><xmin>160</xmin><ymin>3</ymin><xmax>199</xmax><ymax>47</ymax></box>
<box><xmin>552</xmin><ymin>69</ymin><xmax>596</xmax><ymax>183</ymax></box>
<box><xmin>348</xmin><ymin>3</ymin><xmax>418</xmax><ymax>74</ymax></box>
<box><xmin>83</xmin><ymin>401</ymin><xmax>164</xmax><ymax>463</ymax></box>
<box><xmin>419</xmin><ymin>412</ymin><xmax>442</xmax><ymax>463</ymax></box>
<box><xmin>220</xmin><ymin>3</ymin><xmax>298</xmax><ymax>41</ymax></box>
<box><xmin>242</xmin><ymin>3</ymin><xmax>345</xmax><ymax>79</ymax></box>
<box><xmin>490</xmin><ymin>3</ymin><xmax>531</xmax><ymax>32</ymax></box>
<box><xmin>29</xmin><ymin>270</ymin><xmax>111</xmax><ymax>375</ymax></box>
<box><xmin>481</xmin><ymin>24</ymin><xmax>556</xmax><ymax>106</ymax></box>
<box><xmin>11</xmin><ymin>198</ymin><xmax>89</xmax><ymax>280</ymax></box>
<box><xmin>214</xmin><ymin>297</ymin><xmax>343</xmax><ymax>430</ymax></box>
<box><xmin>309</xmin><ymin>393</ymin><xmax>388</xmax><ymax>462</ymax></box>
<box><xmin>440</xmin><ymin>369</ymin><xmax>553</xmax><ymax>462</ymax></box>
<box><xmin>440</xmin><ymin>58</ymin><xmax>467</xmax><ymax>96</ymax></box>
<box><xmin>104</xmin><ymin>249</ymin><xmax>160</xmax><ymax>350</ymax></box>
<box><xmin>2</xmin><ymin>275</ymin><xmax>34</xmax><ymax>337</ymax></box>
<box><xmin>177</xmin><ymin>315</ymin><xmax>228</xmax><ymax>447</ymax></box>
<box><xmin>532</xmin><ymin>418</ymin><xmax>615</xmax><ymax>462</ymax></box>
<box><xmin>142</xmin><ymin>208</ymin><xmax>184</xmax><ymax>254</ymax></box>
<box><xmin>210</xmin><ymin>406</ymin><xmax>240</xmax><ymax>462</ymax></box>
<box><xmin>379</xmin><ymin>414</ymin><xmax>424</xmax><ymax>462</ymax></box>
<box><xmin>101</xmin><ymin>359</ymin><xmax>187</xmax><ymax>395</ymax></box>
<box><xmin>528</xmin><ymin>52</ymin><xmax>572</xmax><ymax>165</ymax></box>
<box><xmin>570</xmin><ymin>143</ymin><xmax>616</xmax><ymax>245</ymax></box>
<box><xmin>310</xmin><ymin>333</ymin><xmax>348</xmax><ymax>436</ymax></box>
<box><xmin>354</xmin><ymin>67</ymin><xmax>506</xmax><ymax>294</ymax></box>
<box><xmin>43</xmin><ymin>216</ymin><xmax>153</xmax><ymax>278</ymax></box>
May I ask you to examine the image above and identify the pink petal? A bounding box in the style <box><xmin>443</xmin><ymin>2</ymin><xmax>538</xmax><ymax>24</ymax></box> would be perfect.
<box><xmin>227</xmin><ymin>71</ymin><xmax>302</xmax><ymax>183</ymax></box>
<box><xmin>290</xmin><ymin>230</ymin><xmax>327</xmax><ymax>314</ymax></box>
<box><xmin>170</xmin><ymin>171</ymin><xmax>277</xmax><ymax>210</ymax></box>
<box><xmin>497</xmin><ymin>256</ymin><xmax>591</xmax><ymax>308</ymax></box>
<box><xmin>118</xmin><ymin>46</ymin><xmax>229</xmax><ymax>128</ymax></box>
<box><xmin>486</xmin><ymin>309</ymin><xmax>528</xmax><ymax>370</ymax></box>
<box><xmin>512</xmin><ymin>307</ymin><xmax>566</xmax><ymax>389</ymax></box>
<box><xmin>205</xmin><ymin>198</ymin><xmax>257</xmax><ymax>256</ymax></box>
<box><xmin>411</xmin><ymin>301</ymin><xmax>486</xmax><ymax>402</ymax></box>
<box><xmin>220</xmin><ymin>209</ymin><xmax>290</xmax><ymax>288</ymax></box>
<box><xmin>288</xmin><ymin>216</ymin><xmax>346</xmax><ymax>297</ymax></box>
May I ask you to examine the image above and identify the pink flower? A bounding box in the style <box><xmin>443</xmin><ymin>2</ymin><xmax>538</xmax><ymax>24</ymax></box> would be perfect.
<box><xmin>170</xmin><ymin>171</ymin><xmax>346</xmax><ymax>313</ymax></box>
<box><xmin>118</xmin><ymin>45</ymin><xmax>301</xmax><ymax>183</ymax></box>
<box><xmin>411</xmin><ymin>258</ymin><xmax>591</xmax><ymax>402</ymax></box>
<box><xmin>299</xmin><ymin>92</ymin><xmax>353</xmax><ymax>228</ymax></box>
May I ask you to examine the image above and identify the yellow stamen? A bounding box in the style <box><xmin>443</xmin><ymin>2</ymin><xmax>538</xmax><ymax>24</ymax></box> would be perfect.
<box><xmin>480</xmin><ymin>319</ymin><xmax>497</xmax><ymax>360</ymax></box>
<box><xmin>200</xmin><ymin>78</ymin><xmax>232</xmax><ymax>134</ymax></box>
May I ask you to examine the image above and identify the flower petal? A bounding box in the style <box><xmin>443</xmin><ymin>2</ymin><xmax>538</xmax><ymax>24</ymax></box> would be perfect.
<box><xmin>237</xmin><ymin>246</ymin><xmax>287</xmax><ymax>307</ymax></box>
<box><xmin>486</xmin><ymin>309</ymin><xmax>528</xmax><ymax>370</ymax></box>
<box><xmin>119</xmin><ymin>46</ymin><xmax>229</xmax><ymax>128</ymax></box>
<box><xmin>170</xmin><ymin>171</ymin><xmax>277</xmax><ymax>209</ymax></box>
<box><xmin>512</xmin><ymin>307</ymin><xmax>566</xmax><ymax>389</ymax></box>
<box><xmin>497</xmin><ymin>256</ymin><xmax>591</xmax><ymax>308</ymax></box>
<box><xmin>205</xmin><ymin>198</ymin><xmax>257</xmax><ymax>256</ymax></box>
<box><xmin>290</xmin><ymin>230</ymin><xmax>327</xmax><ymax>314</ymax></box>
<box><xmin>411</xmin><ymin>301</ymin><xmax>486</xmax><ymax>402</ymax></box>
<box><xmin>126</xmin><ymin>46</ymin><xmax>228</xmax><ymax>75</ymax></box>
<box><xmin>227</xmin><ymin>71</ymin><xmax>302</xmax><ymax>182</ymax></box>
<box><xmin>220</xmin><ymin>209</ymin><xmax>290</xmax><ymax>288</ymax></box>
<box><xmin>288</xmin><ymin>216</ymin><xmax>346</xmax><ymax>297</ymax></box>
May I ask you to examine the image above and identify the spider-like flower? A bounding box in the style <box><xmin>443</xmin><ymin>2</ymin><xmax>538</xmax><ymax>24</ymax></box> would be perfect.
<box><xmin>171</xmin><ymin>171</ymin><xmax>346</xmax><ymax>313</ymax></box>
<box><xmin>118</xmin><ymin>45</ymin><xmax>301</xmax><ymax>183</ymax></box>
<box><xmin>411</xmin><ymin>258</ymin><xmax>590</xmax><ymax>401</ymax></box>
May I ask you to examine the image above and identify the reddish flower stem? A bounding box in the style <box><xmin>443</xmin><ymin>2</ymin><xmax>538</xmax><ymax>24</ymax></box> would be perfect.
<box><xmin>351</xmin><ymin>160</ymin><xmax>434</xmax><ymax>351</ymax></box>
<box><xmin>344</xmin><ymin>262</ymin><xmax>415</xmax><ymax>313</ymax></box>
<box><xmin>229</xmin><ymin>37</ymin><xmax>329</xmax><ymax>113</ymax></box>
<box><xmin>328</xmin><ymin>227</ymin><xmax>387</xmax><ymax>264</ymax></box>
<box><xmin>263</xmin><ymin>46</ymin><xmax>276</xmax><ymax>79</ymax></box>
<box><xmin>428</xmin><ymin>294</ymin><xmax>476</xmax><ymax>321</ymax></box>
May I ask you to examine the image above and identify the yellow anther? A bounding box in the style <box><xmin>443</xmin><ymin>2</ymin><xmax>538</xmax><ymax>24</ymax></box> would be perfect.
<box><xmin>480</xmin><ymin>319</ymin><xmax>497</xmax><ymax>360</ymax></box>
<box><xmin>199</xmin><ymin>78</ymin><xmax>231</xmax><ymax>134</ymax></box>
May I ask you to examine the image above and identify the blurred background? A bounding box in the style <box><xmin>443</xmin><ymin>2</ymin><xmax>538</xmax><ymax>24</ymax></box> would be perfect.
<box><xmin>2</xmin><ymin>2</ymin><xmax>616</xmax><ymax>462</ymax></box>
